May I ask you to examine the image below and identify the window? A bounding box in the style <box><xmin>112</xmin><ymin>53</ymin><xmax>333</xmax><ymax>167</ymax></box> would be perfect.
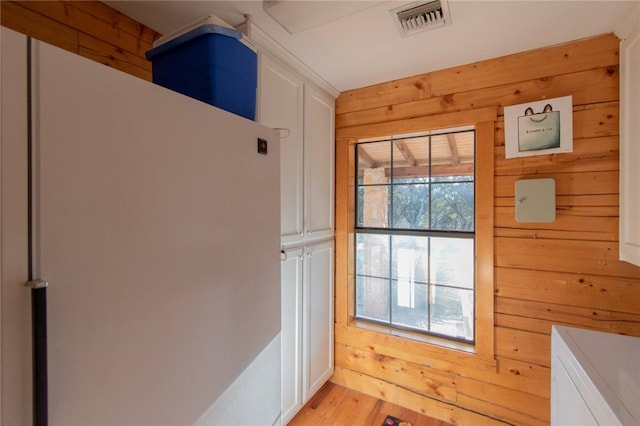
<box><xmin>354</xmin><ymin>128</ymin><xmax>475</xmax><ymax>342</ymax></box>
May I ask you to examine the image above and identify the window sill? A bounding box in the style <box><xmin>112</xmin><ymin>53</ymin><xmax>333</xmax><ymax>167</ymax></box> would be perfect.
<box><xmin>350</xmin><ymin>318</ymin><xmax>476</xmax><ymax>355</ymax></box>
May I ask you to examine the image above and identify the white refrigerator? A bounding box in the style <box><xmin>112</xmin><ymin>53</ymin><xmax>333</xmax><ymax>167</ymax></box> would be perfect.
<box><xmin>1</xmin><ymin>27</ymin><xmax>281</xmax><ymax>426</ymax></box>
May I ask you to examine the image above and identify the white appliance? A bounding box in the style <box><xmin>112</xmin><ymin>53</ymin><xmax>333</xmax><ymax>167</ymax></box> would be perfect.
<box><xmin>551</xmin><ymin>325</ymin><xmax>640</xmax><ymax>425</ymax></box>
<box><xmin>1</xmin><ymin>27</ymin><xmax>281</xmax><ymax>426</ymax></box>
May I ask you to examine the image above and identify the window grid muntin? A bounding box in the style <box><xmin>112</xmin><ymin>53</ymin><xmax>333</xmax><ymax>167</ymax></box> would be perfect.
<box><xmin>355</xmin><ymin>129</ymin><xmax>476</xmax><ymax>343</ymax></box>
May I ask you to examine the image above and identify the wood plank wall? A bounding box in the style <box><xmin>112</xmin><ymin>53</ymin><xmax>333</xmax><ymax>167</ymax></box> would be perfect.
<box><xmin>333</xmin><ymin>34</ymin><xmax>640</xmax><ymax>425</ymax></box>
<box><xmin>0</xmin><ymin>1</ymin><xmax>160</xmax><ymax>81</ymax></box>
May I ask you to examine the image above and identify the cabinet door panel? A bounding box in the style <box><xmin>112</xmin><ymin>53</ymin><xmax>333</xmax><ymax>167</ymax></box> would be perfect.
<box><xmin>619</xmin><ymin>11</ymin><xmax>640</xmax><ymax>266</ymax></box>
<box><xmin>303</xmin><ymin>241</ymin><xmax>334</xmax><ymax>401</ymax></box>
<box><xmin>304</xmin><ymin>86</ymin><xmax>335</xmax><ymax>242</ymax></box>
<box><xmin>281</xmin><ymin>248</ymin><xmax>304</xmax><ymax>423</ymax></box>
<box><xmin>551</xmin><ymin>356</ymin><xmax>598</xmax><ymax>425</ymax></box>
<box><xmin>259</xmin><ymin>54</ymin><xmax>305</xmax><ymax>244</ymax></box>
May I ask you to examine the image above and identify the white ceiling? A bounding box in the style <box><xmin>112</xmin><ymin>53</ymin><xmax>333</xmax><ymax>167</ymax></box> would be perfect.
<box><xmin>105</xmin><ymin>0</ymin><xmax>638</xmax><ymax>93</ymax></box>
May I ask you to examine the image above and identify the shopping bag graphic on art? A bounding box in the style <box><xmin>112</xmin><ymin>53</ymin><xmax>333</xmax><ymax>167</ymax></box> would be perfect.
<box><xmin>517</xmin><ymin>104</ymin><xmax>560</xmax><ymax>152</ymax></box>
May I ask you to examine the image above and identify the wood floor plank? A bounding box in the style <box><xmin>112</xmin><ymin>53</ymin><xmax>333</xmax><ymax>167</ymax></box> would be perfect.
<box><xmin>288</xmin><ymin>383</ymin><xmax>452</xmax><ymax>426</ymax></box>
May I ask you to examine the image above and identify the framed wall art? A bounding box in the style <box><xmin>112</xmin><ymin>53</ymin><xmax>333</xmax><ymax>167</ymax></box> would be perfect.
<box><xmin>504</xmin><ymin>95</ymin><xmax>573</xmax><ymax>159</ymax></box>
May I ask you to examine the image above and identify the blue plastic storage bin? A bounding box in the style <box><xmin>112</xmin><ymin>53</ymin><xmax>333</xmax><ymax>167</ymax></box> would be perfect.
<box><xmin>146</xmin><ymin>24</ymin><xmax>257</xmax><ymax>120</ymax></box>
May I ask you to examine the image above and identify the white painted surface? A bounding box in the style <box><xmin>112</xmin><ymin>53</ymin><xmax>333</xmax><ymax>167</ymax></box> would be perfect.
<box><xmin>1</xmin><ymin>27</ymin><xmax>33</xmax><ymax>426</ymax></box>
<box><xmin>2</xmin><ymin>30</ymin><xmax>281</xmax><ymax>425</ymax></box>
<box><xmin>551</xmin><ymin>326</ymin><xmax>640</xmax><ymax>426</ymax></box>
<box><xmin>279</xmin><ymin>241</ymin><xmax>334</xmax><ymax>425</ymax></box>
<box><xmin>105</xmin><ymin>1</ymin><xmax>637</xmax><ymax>92</ymax></box>
<box><xmin>618</xmin><ymin>2</ymin><xmax>640</xmax><ymax>267</ymax></box>
<box><xmin>195</xmin><ymin>333</ymin><xmax>282</xmax><ymax>426</ymax></box>
<box><xmin>303</xmin><ymin>241</ymin><xmax>334</xmax><ymax>402</ymax></box>
<box><xmin>280</xmin><ymin>247</ymin><xmax>303</xmax><ymax>423</ymax></box>
<box><xmin>303</xmin><ymin>86</ymin><xmax>335</xmax><ymax>244</ymax></box>
<box><xmin>258</xmin><ymin>54</ymin><xmax>335</xmax><ymax>423</ymax></box>
<box><xmin>259</xmin><ymin>53</ymin><xmax>305</xmax><ymax>246</ymax></box>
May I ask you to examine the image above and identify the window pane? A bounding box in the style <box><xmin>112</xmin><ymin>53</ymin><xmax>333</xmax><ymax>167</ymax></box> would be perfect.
<box><xmin>430</xmin><ymin>286</ymin><xmax>474</xmax><ymax>341</ymax></box>
<box><xmin>431</xmin><ymin>131</ymin><xmax>475</xmax><ymax>182</ymax></box>
<box><xmin>356</xmin><ymin>275</ymin><xmax>389</xmax><ymax>322</ymax></box>
<box><xmin>356</xmin><ymin>233</ymin><xmax>390</xmax><ymax>278</ymax></box>
<box><xmin>358</xmin><ymin>142</ymin><xmax>389</xmax><ymax>185</ymax></box>
<box><xmin>431</xmin><ymin>182</ymin><xmax>474</xmax><ymax>231</ymax></box>
<box><xmin>358</xmin><ymin>185</ymin><xmax>388</xmax><ymax>228</ymax></box>
<box><xmin>430</xmin><ymin>237</ymin><xmax>474</xmax><ymax>289</ymax></box>
<box><xmin>391</xmin><ymin>280</ymin><xmax>428</xmax><ymax>331</ymax></box>
<box><xmin>391</xmin><ymin>235</ymin><xmax>429</xmax><ymax>284</ymax></box>
<box><xmin>391</xmin><ymin>183</ymin><xmax>430</xmax><ymax>229</ymax></box>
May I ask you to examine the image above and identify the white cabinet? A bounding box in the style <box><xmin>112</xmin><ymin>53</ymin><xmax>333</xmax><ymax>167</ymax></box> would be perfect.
<box><xmin>280</xmin><ymin>247</ymin><xmax>304</xmax><ymax>422</ymax></box>
<box><xmin>618</xmin><ymin>3</ymin><xmax>640</xmax><ymax>266</ymax></box>
<box><xmin>260</xmin><ymin>54</ymin><xmax>305</xmax><ymax>243</ymax></box>
<box><xmin>258</xmin><ymin>53</ymin><xmax>335</xmax><ymax>246</ymax></box>
<box><xmin>280</xmin><ymin>242</ymin><xmax>334</xmax><ymax>423</ymax></box>
<box><xmin>304</xmin><ymin>85</ymin><xmax>335</xmax><ymax>243</ymax></box>
<box><xmin>258</xmin><ymin>49</ymin><xmax>335</xmax><ymax>424</ymax></box>
<box><xmin>551</xmin><ymin>326</ymin><xmax>640</xmax><ymax>425</ymax></box>
<box><xmin>302</xmin><ymin>241</ymin><xmax>334</xmax><ymax>401</ymax></box>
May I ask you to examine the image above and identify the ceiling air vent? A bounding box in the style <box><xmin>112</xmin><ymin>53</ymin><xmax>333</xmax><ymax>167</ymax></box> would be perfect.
<box><xmin>390</xmin><ymin>0</ymin><xmax>451</xmax><ymax>37</ymax></box>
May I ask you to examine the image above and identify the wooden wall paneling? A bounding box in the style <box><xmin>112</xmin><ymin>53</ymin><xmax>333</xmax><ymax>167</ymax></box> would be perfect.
<box><xmin>495</xmin><ymin>297</ymin><xmax>640</xmax><ymax>336</ymax></box>
<box><xmin>78</xmin><ymin>33</ymin><xmax>152</xmax><ymax>81</ymax></box>
<box><xmin>494</xmin><ymin>327</ymin><xmax>550</xmax><ymax>367</ymax></box>
<box><xmin>456</xmin><ymin>376</ymin><xmax>550</xmax><ymax>422</ymax></box>
<box><xmin>495</xmin><ymin>268</ymin><xmax>640</xmax><ymax>314</ymax></box>
<box><xmin>13</xmin><ymin>1</ymin><xmax>153</xmax><ymax>57</ymax></box>
<box><xmin>494</xmin><ymin>206</ymin><xmax>618</xmax><ymax>242</ymax></box>
<box><xmin>335</xmin><ymin>324</ymin><xmax>496</xmax><ymax>375</ymax></box>
<box><xmin>496</xmin><ymin>193</ymin><xmax>619</xmax><ymax>209</ymax></box>
<box><xmin>334</xmin><ymin>137</ymin><xmax>353</xmax><ymax>327</ymax></box>
<box><xmin>455</xmin><ymin>392</ymin><xmax>549</xmax><ymax>426</ymax></box>
<box><xmin>496</xmin><ymin>237</ymin><xmax>640</xmax><ymax>279</ymax></box>
<box><xmin>337</xmin><ymin>66</ymin><xmax>619</xmax><ymax>129</ymax></box>
<box><xmin>1</xmin><ymin>1</ymin><xmax>159</xmax><ymax>81</ymax></box>
<box><xmin>335</xmin><ymin>343</ymin><xmax>457</xmax><ymax>402</ymax></box>
<box><xmin>474</xmin><ymin>119</ymin><xmax>495</xmax><ymax>361</ymax></box>
<box><xmin>495</xmin><ymin>171</ymin><xmax>618</xmax><ymax>199</ymax></box>
<box><xmin>70</xmin><ymin>1</ymin><xmax>159</xmax><ymax>45</ymax></box>
<box><xmin>336</xmin><ymin>106</ymin><xmax>497</xmax><ymax>139</ymax></box>
<box><xmin>335</xmin><ymin>75</ymin><xmax>431</xmax><ymax>114</ymax></box>
<box><xmin>495</xmin><ymin>135</ymin><xmax>619</xmax><ymax>176</ymax></box>
<box><xmin>429</xmin><ymin>34</ymin><xmax>619</xmax><ymax>96</ymax></box>
<box><xmin>492</xmin><ymin>357</ymin><xmax>550</xmax><ymax>398</ymax></box>
<box><xmin>331</xmin><ymin>366</ymin><xmax>512</xmax><ymax>426</ymax></box>
<box><xmin>572</xmin><ymin>101</ymin><xmax>620</xmax><ymax>138</ymax></box>
<box><xmin>0</xmin><ymin>1</ymin><xmax>79</xmax><ymax>53</ymax></box>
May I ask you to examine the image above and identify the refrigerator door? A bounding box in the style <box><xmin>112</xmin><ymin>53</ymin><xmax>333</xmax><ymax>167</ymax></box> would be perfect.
<box><xmin>27</xmin><ymin>37</ymin><xmax>280</xmax><ymax>425</ymax></box>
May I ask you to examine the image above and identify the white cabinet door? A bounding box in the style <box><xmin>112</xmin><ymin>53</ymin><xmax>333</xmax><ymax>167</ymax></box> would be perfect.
<box><xmin>303</xmin><ymin>240</ymin><xmax>334</xmax><ymax>401</ymax></box>
<box><xmin>281</xmin><ymin>247</ymin><xmax>303</xmax><ymax>424</ymax></box>
<box><xmin>304</xmin><ymin>86</ymin><xmax>335</xmax><ymax>243</ymax></box>
<box><xmin>551</xmin><ymin>356</ymin><xmax>598</xmax><ymax>425</ymax></box>
<box><xmin>619</xmin><ymin>5</ymin><xmax>640</xmax><ymax>266</ymax></box>
<box><xmin>259</xmin><ymin>53</ymin><xmax>335</xmax><ymax>246</ymax></box>
<box><xmin>259</xmin><ymin>54</ymin><xmax>305</xmax><ymax>245</ymax></box>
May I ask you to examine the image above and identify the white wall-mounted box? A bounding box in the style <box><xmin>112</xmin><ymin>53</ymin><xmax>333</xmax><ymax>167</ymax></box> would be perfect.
<box><xmin>515</xmin><ymin>178</ymin><xmax>556</xmax><ymax>223</ymax></box>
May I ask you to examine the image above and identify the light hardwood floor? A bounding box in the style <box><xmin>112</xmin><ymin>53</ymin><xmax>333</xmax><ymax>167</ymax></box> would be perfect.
<box><xmin>288</xmin><ymin>382</ymin><xmax>452</xmax><ymax>426</ymax></box>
